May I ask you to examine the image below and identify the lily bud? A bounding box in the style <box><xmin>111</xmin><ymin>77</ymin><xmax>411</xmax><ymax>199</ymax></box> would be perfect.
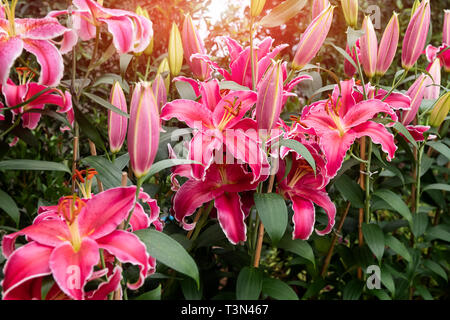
<box><xmin>410</xmin><ymin>0</ymin><xmax>421</xmax><ymax>19</ymax></box>
<box><xmin>444</xmin><ymin>10</ymin><xmax>449</xmax><ymax>45</ymax></box>
<box><xmin>424</xmin><ymin>58</ymin><xmax>441</xmax><ymax>100</ymax></box>
<box><xmin>108</xmin><ymin>81</ymin><xmax>128</xmax><ymax>154</ymax></box>
<box><xmin>402</xmin><ymin>0</ymin><xmax>430</xmax><ymax>70</ymax></box>
<box><xmin>292</xmin><ymin>5</ymin><xmax>334</xmax><ymax>70</ymax></box>
<box><xmin>429</xmin><ymin>92</ymin><xmax>450</xmax><ymax>128</ymax></box>
<box><xmin>157</xmin><ymin>57</ymin><xmax>171</xmax><ymax>93</ymax></box>
<box><xmin>403</xmin><ymin>74</ymin><xmax>431</xmax><ymax>125</ymax></box>
<box><xmin>181</xmin><ymin>14</ymin><xmax>209</xmax><ymax>80</ymax></box>
<box><xmin>341</xmin><ymin>0</ymin><xmax>358</xmax><ymax>28</ymax></box>
<box><xmin>256</xmin><ymin>61</ymin><xmax>283</xmax><ymax>141</ymax></box>
<box><xmin>344</xmin><ymin>41</ymin><xmax>360</xmax><ymax>77</ymax></box>
<box><xmin>376</xmin><ymin>13</ymin><xmax>399</xmax><ymax>76</ymax></box>
<box><xmin>128</xmin><ymin>82</ymin><xmax>160</xmax><ymax>179</ymax></box>
<box><xmin>152</xmin><ymin>74</ymin><xmax>167</xmax><ymax>112</ymax></box>
<box><xmin>168</xmin><ymin>22</ymin><xmax>184</xmax><ymax>76</ymax></box>
<box><xmin>312</xmin><ymin>0</ymin><xmax>329</xmax><ymax>19</ymax></box>
<box><xmin>135</xmin><ymin>6</ymin><xmax>154</xmax><ymax>56</ymax></box>
<box><xmin>360</xmin><ymin>16</ymin><xmax>378</xmax><ymax>79</ymax></box>
<box><xmin>251</xmin><ymin>0</ymin><xmax>266</xmax><ymax>18</ymax></box>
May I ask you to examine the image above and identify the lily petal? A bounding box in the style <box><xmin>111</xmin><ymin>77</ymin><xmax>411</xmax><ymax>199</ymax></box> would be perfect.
<box><xmin>161</xmin><ymin>99</ymin><xmax>213</xmax><ymax>128</ymax></box>
<box><xmin>0</xmin><ymin>36</ymin><xmax>23</xmax><ymax>85</ymax></box>
<box><xmin>214</xmin><ymin>192</ymin><xmax>246</xmax><ymax>244</ymax></box>
<box><xmin>352</xmin><ymin>121</ymin><xmax>397</xmax><ymax>161</ymax></box>
<box><xmin>290</xmin><ymin>195</ymin><xmax>315</xmax><ymax>240</ymax></box>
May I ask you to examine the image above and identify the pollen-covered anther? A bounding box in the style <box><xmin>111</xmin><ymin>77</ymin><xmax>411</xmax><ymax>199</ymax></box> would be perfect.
<box><xmin>58</xmin><ymin>195</ymin><xmax>86</xmax><ymax>224</ymax></box>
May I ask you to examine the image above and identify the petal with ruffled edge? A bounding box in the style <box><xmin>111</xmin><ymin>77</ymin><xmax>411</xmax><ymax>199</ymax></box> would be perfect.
<box><xmin>212</xmin><ymin>90</ymin><xmax>257</xmax><ymax>129</ymax></box>
<box><xmin>406</xmin><ymin>124</ymin><xmax>430</xmax><ymax>142</ymax></box>
<box><xmin>16</xmin><ymin>18</ymin><xmax>68</xmax><ymax>40</ymax></box>
<box><xmin>138</xmin><ymin>191</ymin><xmax>161</xmax><ymax>229</ymax></box>
<box><xmin>200</xmin><ymin>79</ymin><xmax>221</xmax><ymax>112</ymax></box>
<box><xmin>172</xmin><ymin>178</ymin><xmax>217</xmax><ymax>230</ymax></box>
<box><xmin>351</xmin><ymin>121</ymin><xmax>397</xmax><ymax>161</ymax></box>
<box><xmin>96</xmin><ymin>230</ymin><xmax>149</xmax><ymax>290</ymax></box>
<box><xmin>22</xmin><ymin>39</ymin><xmax>63</xmax><ymax>86</ymax></box>
<box><xmin>161</xmin><ymin>99</ymin><xmax>213</xmax><ymax>129</ymax></box>
<box><xmin>1</xmin><ymin>219</ymin><xmax>70</xmax><ymax>258</ymax></box>
<box><xmin>98</xmin><ymin>15</ymin><xmax>134</xmax><ymax>54</ymax></box>
<box><xmin>375</xmin><ymin>89</ymin><xmax>411</xmax><ymax>110</ymax></box>
<box><xmin>214</xmin><ymin>192</ymin><xmax>246</xmax><ymax>244</ymax></box>
<box><xmin>290</xmin><ymin>195</ymin><xmax>315</xmax><ymax>240</ymax></box>
<box><xmin>318</xmin><ymin>130</ymin><xmax>357</xmax><ymax>179</ymax></box>
<box><xmin>78</xmin><ymin>186</ymin><xmax>137</xmax><ymax>239</ymax></box>
<box><xmin>86</xmin><ymin>266</ymin><xmax>122</xmax><ymax>300</ymax></box>
<box><xmin>342</xmin><ymin>99</ymin><xmax>398</xmax><ymax>128</ymax></box>
<box><xmin>49</xmin><ymin>238</ymin><xmax>100</xmax><ymax>300</ymax></box>
<box><xmin>22</xmin><ymin>104</ymin><xmax>44</xmax><ymax>129</ymax></box>
<box><xmin>188</xmin><ymin>130</ymin><xmax>222</xmax><ymax>180</ymax></box>
<box><xmin>59</xmin><ymin>30</ymin><xmax>78</xmax><ymax>54</ymax></box>
<box><xmin>2</xmin><ymin>242</ymin><xmax>52</xmax><ymax>300</ymax></box>
<box><xmin>299</xmin><ymin>190</ymin><xmax>336</xmax><ymax>236</ymax></box>
<box><xmin>0</xmin><ymin>36</ymin><xmax>23</xmax><ymax>85</ymax></box>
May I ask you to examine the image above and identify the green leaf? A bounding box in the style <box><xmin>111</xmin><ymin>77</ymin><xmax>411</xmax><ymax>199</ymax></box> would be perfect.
<box><xmin>219</xmin><ymin>81</ymin><xmax>250</xmax><ymax>91</ymax></box>
<box><xmin>262</xmin><ymin>278</ymin><xmax>298</xmax><ymax>300</ymax></box>
<box><xmin>278</xmin><ymin>236</ymin><xmax>315</xmax><ymax>267</ymax></box>
<box><xmin>427</xmin><ymin>142</ymin><xmax>450</xmax><ymax>160</ymax></box>
<box><xmin>93</xmin><ymin>73</ymin><xmax>130</xmax><ymax>93</ymax></box>
<box><xmin>343</xmin><ymin>279</ymin><xmax>364</xmax><ymax>300</ymax></box>
<box><xmin>82</xmin><ymin>156</ymin><xmax>131</xmax><ymax>190</ymax></box>
<box><xmin>334</xmin><ymin>174</ymin><xmax>364</xmax><ymax>208</ymax></box>
<box><xmin>415</xmin><ymin>285</ymin><xmax>433</xmax><ymax>300</ymax></box>
<box><xmin>423</xmin><ymin>260</ymin><xmax>448</xmax><ymax>281</ymax></box>
<box><xmin>411</xmin><ymin>212</ymin><xmax>428</xmax><ymax>238</ymax></box>
<box><xmin>236</xmin><ymin>267</ymin><xmax>263</xmax><ymax>300</ymax></box>
<box><xmin>254</xmin><ymin>193</ymin><xmax>288</xmax><ymax>245</ymax></box>
<box><xmin>0</xmin><ymin>160</ymin><xmax>71</xmax><ymax>173</ymax></box>
<box><xmin>422</xmin><ymin>183</ymin><xmax>450</xmax><ymax>192</ymax></box>
<box><xmin>370</xmin><ymin>289</ymin><xmax>392</xmax><ymax>300</ymax></box>
<box><xmin>181</xmin><ymin>278</ymin><xmax>202</xmax><ymax>300</ymax></box>
<box><xmin>374</xmin><ymin>189</ymin><xmax>412</xmax><ymax>223</ymax></box>
<box><xmin>135</xmin><ymin>229</ymin><xmax>200</xmax><ymax>286</ymax></box>
<box><xmin>134</xmin><ymin>285</ymin><xmax>161</xmax><ymax>300</ymax></box>
<box><xmin>0</xmin><ymin>189</ymin><xmax>20</xmax><ymax>226</ymax></box>
<box><xmin>330</xmin><ymin>43</ymin><xmax>358</xmax><ymax>71</ymax></box>
<box><xmin>279</xmin><ymin>139</ymin><xmax>316</xmax><ymax>174</ymax></box>
<box><xmin>115</xmin><ymin>153</ymin><xmax>130</xmax><ymax>171</ymax></box>
<box><xmin>120</xmin><ymin>54</ymin><xmax>133</xmax><ymax>76</ymax></box>
<box><xmin>426</xmin><ymin>225</ymin><xmax>450</xmax><ymax>242</ymax></box>
<box><xmin>393</xmin><ymin>122</ymin><xmax>419</xmax><ymax>149</ymax></box>
<box><xmin>73</xmin><ymin>106</ymin><xmax>107</xmax><ymax>152</ymax></box>
<box><xmin>362</xmin><ymin>223</ymin><xmax>385</xmax><ymax>262</ymax></box>
<box><xmin>141</xmin><ymin>159</ymin><xmax>202</xmax><ymax>182</ymax></box>
<box><xmin>83</xmin><ymin>92</ymin><xmax>129</xmax><ymax>118</ymax></box>
<box><xmin>381</xmin><ymin>267</ymin><xmax>395</xmax><ymax>295</ymax></box>
<box><xmin>259</xmin><ymin>0</ymin><xmax>307</xmax><ymax>28</ymax></box>
<box><xmin>385</xmin><ymin>235</ymin><xmax>412</xmax><ymax>262</ymax></box>
<box><xmin>175</xmin><ymin>81</ymin><xmax>197</xmax><ymax>100</ymax></box>
<box><xmin>89</xmin><ymin>42</ymin><xmax>117</xmax><ymax>71</ymax></box>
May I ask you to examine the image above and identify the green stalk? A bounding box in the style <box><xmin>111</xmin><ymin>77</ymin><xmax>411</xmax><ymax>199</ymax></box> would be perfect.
<box><xmin>124</xmin><ymin>177</ymin><xmax>143</xmax><ymax>230</ymax></box>
<box><xmin>364</xmin><ymin>142</ymin><xmax>373</xmax><ymax>223</ymax></box>
<box><xmin>415</xmin><ymin>142</ymin><xmax>424</xmax><ymax>214</ymax></box>
<box><xmin>0</xmin><ymin>116</ymin><xmax>21</xmax><ymax>139</ymax></box>
<box><xmin>249</xmin><ymin>17</ymin><xmax>256</xmax><ymax>92</ymax></box>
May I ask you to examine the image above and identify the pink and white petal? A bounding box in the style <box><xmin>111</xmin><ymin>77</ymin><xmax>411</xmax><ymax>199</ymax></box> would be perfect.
<box><xmin>2</xmin><ymin>80</ymin><xmax>28</xmax><ymax>109</ymax></box>
<box><xmin>98</xmin><ymin>16</ymin><xmax>134</xmax><ymax>54</ymax></box>
<box><xmin>290</xmin><ymin>195</ymin><xmax>315</xmax><ymax>240</ymax></box>
<box><xmin>59</xmin><ymin>30</ymin><xmax>78</xmax><ymax>54</ymax></box>
<box><xmin>173</xmin><ymin>76</ymin><xmax>201</xmax><ymax>96</ymax></box>
<box><xmin>49</xmin><ymin>238</ymin><xmax>100</xmax><ymax>300</ymax></box>
<box><xmin>223</xmin><ymin>36</ymin><xmax>244</xmax><ymax>62</ymax></box>
<box><xmin>0</xmin><ymin>36</ymin><xmax>23</xmax><ymax>85</ymax></box>
<box><xmin>319</xmin><ymin>130</ymin><xmax>357</xmax><ymax>179</ymax></box>
<box><xmin>87</xmin><ymin>266</ymin><xmax>122</xmax><ymax>300</ymax></box>
<box><xmin>188</xmin><ymin>131</ymin><xmax>221</xmax><ymax>180</ymax></box>
<box><xmin>301</xmin><ymin>104</ymin><xmax>339</xmax><ymax>134</ymax></box>
<box><xmin>3</xmin><ymin>277</ymin><xmax>43</xmax><ymax>300</ymax></box>
<box><xmin>352</xmin><ymin>121</ymin><xmax>397</xmax><ymax>161</ymax></box>
<box><xmin>299</xmin><ymin>190</ymin><xmax>336</xmax><ymax>236</ymax></box>
<box><xmin>212</xmin><ymin>90</ymin><xmax>257</xmax><ymax>128</ymax></box>
<box><xmin>96</xmin><ymin>230</ymin><xmax>149</xmax><ymax>290</ymax></box>
<box><xmin>343</xmin><ymin>99</ymin><xmax>398</xmax><ymax>128</ymax></box>
<box><xmin>16</xmin><ymin>18</ymin><xmax>68</xmax><ymax>40</ymax></box>
<box><xmin>405</xmin><ymin>124</ymin><xmax>430</xmax><ymax>142</ymax></box>
<box><xmin>2</xmin><ymin>242</ymin><xmax>52</xmax><ymax>300</ymax></box>
<box><xmin>128</xmin><ymin>203</ymin><xmax>151</xmax><ymax>231</ymax></box>
<box><xmin>138</xmin><ymin>192</ymin><xmax>161</xmax><ymax>227</ymax></box>
<box><xmin>284</xmin><ymin>74</ymin><xmax>313</xmax><ymax>93</ymax></box>
<box><xmin>1</xmin><ymin>219</ymin><xmax>70</xmax><ymax>258</ymax></box>
<box><xmin>72</xmin><ymin>11</ymin><xmax>96</xmax><ymax>41</ymax></box>
<box><xmin>333</xmin><ymin>79</ymin><xmax>357</xmax><ymax>117</ymax></box>
<box><xmin>78</xmin><ymin>186</ymin><xmax>137</xmax><ymax>239</ymax></box>
<box><xmin>160</xmin><ymin>99</ymin><xmax>213</xmax><ymax>128</ymax></box>
<box><xmin>376</xmin><ymin>90</ymin><xmax>411</xmax><ymax>110</ymax></box>
<box><xmin>191</xmin><ymin>53</ymin><xmax>232</xmax><ymax>80</ymax></box>
<box><xmin>22</xmin><ymin>104</ymin><xmax>44</xmax><ymax>129</ymax></box>
<box><xmin>23</xmin><ymin>39</ymin><xmax>63</xmax><ymax>86</ymax></box>
<box><xmin>172</xmin><ymin>178</ymin><xmax>216</xmax><ymax>229</ymax></box>
<box><xmin>214</xmin><ymin>192</ymin><xmax>246</xmax><ymax>244</ymax></box>
<box><xmin>200</xmin><ymin>79</ymin><xmax>222</xmax><ymax>112</ymax></box>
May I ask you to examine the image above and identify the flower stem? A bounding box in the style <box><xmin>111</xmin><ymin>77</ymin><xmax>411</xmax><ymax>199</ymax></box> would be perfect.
<box><xmin>124</xmin><ymin>177</ymin><xmax>143</xmax><ymax>230</ymax></box>
<box><xmin>414</xmin><ymin>142</ymin><xmax>424</xmax><ymax>214</ymax></box>
<box><xmin>0</xmin><ymin>116</ymin><xmax>20</xmax><ymax>139</ymax></box>
<box><xmin>250</xmin><ymin>16</ymin><xmax>256</xmax><ymax>91</ymax></box>
<box><xmin>364</xmin><ymin>141</ymin><xmax>373</xmax><ymax>223</ymax></box>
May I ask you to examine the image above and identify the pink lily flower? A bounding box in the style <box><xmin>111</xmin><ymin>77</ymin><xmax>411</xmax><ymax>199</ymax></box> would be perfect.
<box><xmin>292</xmin><ymin>5</ymin><xmax>334</xmax><ymax>70</ymax></box>
<box><xmin>181</xmin><ymin>14</ymin><xmax>210</xmax><ymax>81</ymax></box>
<box><xmin>61</xmin><ymin>0</ymin><xmax>153</xmax><ymax>55</ymax></box>
<box><xmin>0</xmin><ymin>0</ymin><xmax>72</xmax><ymax>86</ymax></box>
<box><xmin>401</xmin><ymin>0</ymin><xmax>430</xmax><ymax>70</ymax></box>
<box><xmin>193</xmin><ymin>37</ymin><xmax>310</xmax><ymax>96</ymax></box>
<box><xmin>301</xmin><ymin>79</ymin><xmax>398</xmax><ymax>178</ymax></box>
<box><xmin>277</xmin><ymin>136</ymin><xmax>335</xmax><ymax>240</ymax></box>
<box><xmin>1</xmin><ymin>78</ymin><xmax>72</xmax><ymax>130</ymax></box>
<box><xmin>3</xmin><ymin>265</ymin><xmax>122</xmax><ymax>300</ymax></box>
<box><xmin>1</xmin><ymin>187</ymin><xmax>153</xmax><ymax>300</ymax></box>
<box><xmin>161</xmin><ymin>78</ymin><xmax>268</xmax><ymax>182</ymax></box>
<box><xmin>128</xmin><ymin>82</ymin><xmax>160</xmax><ymax>179</ymax></box>
<box><xmin>172</xmin><ymin>163</ymin><xmax>261</xmax><ymax>244</ymax></box>
<box><xmin>425</xmin><ymin>10</ymin><xmax>450</xmax><ymax>72</ymax></box>
<box><xmin>108</xmin><ymin>81</ymin><xmax>127</xmax><ymax>154</ymax></box>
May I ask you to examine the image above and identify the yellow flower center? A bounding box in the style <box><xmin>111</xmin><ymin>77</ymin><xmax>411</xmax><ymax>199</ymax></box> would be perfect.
<box><xmin>58</xmin><ymin>196</ymin><xmax>86</xmax><ymax>252</ymax></box>
<box><xmin>217</xmin><ymin>97</ymin><xmax>242</xmax><ymax>131</ymax></box>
